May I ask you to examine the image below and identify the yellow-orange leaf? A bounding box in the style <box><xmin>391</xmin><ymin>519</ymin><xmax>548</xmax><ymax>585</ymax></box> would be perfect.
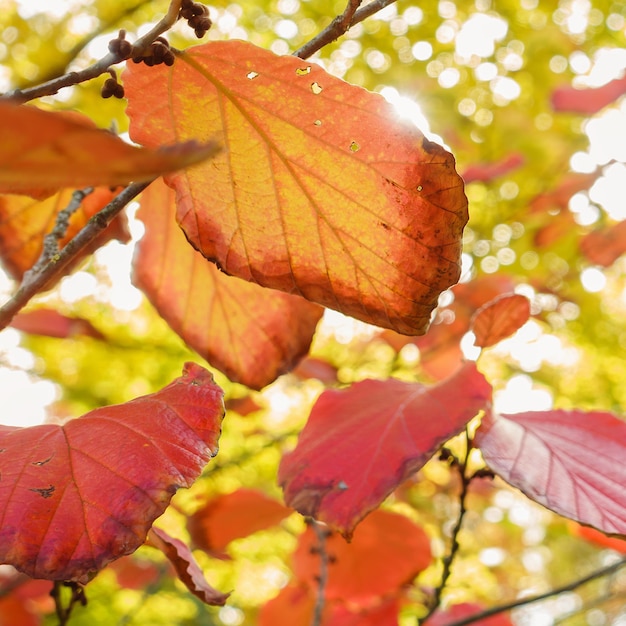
<box><xmin>0</xmin><ymin>103</ymin><xmax>218</xmax><ymax>197</ymax></box>
<box><xmin>0</xmin><ymin>187</ymin><xmax>129</xmax><ymax>280</ymax></box>
<box><xmin>124</xmin><ymin>41</ymin><xmax>468</xmax><ymax>335</ymax></box>
<box><xmin>134</xmin><ymin>178</ymin><xmax>323</xmax><ymax>389</ymax></box>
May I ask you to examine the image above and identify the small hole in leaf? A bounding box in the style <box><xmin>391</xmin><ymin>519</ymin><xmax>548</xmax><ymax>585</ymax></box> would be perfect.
<box><xmin>314</xmin><ymin>119</ymin><xmax>322</xmax><ymax>126</ymax></box>
<box><xmin>337</xmin><ymin>480</ymin><xmax>348</xmax><ymax>490</ymax></box>
<box><xmin>349</xmin><ymin>141</ymin><xmax>360</xmax><ymax>152</ymax></box>
<box><xmin>417</xmin><ymin>185</ymin><xmax>423</xmax><ymax>192</ymax></box>
<box><xmin>296</xmin><ymin>66</ymin><xmax>311</xmax><ymax>76</ymax></box>
<box><xmin>246</xmin><ymin>71</ymin><xmax>259</xmax><ymax>79</ymax></box>
<box><xmin>310</xmin><ymin>82</ymin><xmax>323</xmax><ymax>94</ymax></box>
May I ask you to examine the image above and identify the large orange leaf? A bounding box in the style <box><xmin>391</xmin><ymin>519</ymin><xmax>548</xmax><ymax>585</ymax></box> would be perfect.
<box><xmin>0</xmin><ymin>187</ymin><xmax>130</xmax><ymax>280</ymax></box>
<box><xmin>294</xmin><ymin>510</ymin><xmax>431</xmax><ymax>603</ymax></box>
<box><xmin>187</xmin><ymin>488</ymin><xmax>292</xmax><ymax>558</ymax></box>
<box><xmin>278</xmin><ymin>362</ymin><xmax>492</xmax><ymax>537</ymax></box>
<box><xmin>124</xmin><ymin>40</ymin><xmax>468</xmax><ymax>335</ymax></box>
<box><xmin>475</xmin><ymin>409</ymin><xmax>626</xmax><ymax>535</ymax></box>
<box><xmin>134</xmin><ymin>178</ymin><xmax>323</xmax><ymax>389</ymax></box>
<box><xmin>0</xmin><ymin>363</ymin><xmax>224</xmax><ymax>583</ymax></box>
<box><xmin>0</xmin><ymin>103</ymin><xmax>218</xmax><ymax>197</ymax></box>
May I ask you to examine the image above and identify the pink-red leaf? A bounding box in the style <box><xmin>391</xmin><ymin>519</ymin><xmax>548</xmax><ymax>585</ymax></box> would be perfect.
<box><xmin>124</xmin><ymin>40</ymin><xmax>468</xmax><ymax>335</ymax></box>
<box><xmin>278</xmin><ymin>362</ymin><xmax>491</xmax><ymax>537</ymax></box>
<box><xmin>461</xmin><ymin>153</ymin><xmax>524</xmax><ymax>184</ymax></box>
<box><xmin>147</xmin><ymin>527</ymin><xmax>229</xmax><ymax>606</ymax></box>
<box><xmin>551</xmin><ymin>76</ymin><xmax>626</xmax><ymax>114</ymax></box>
<box><xmin>0</xmin><ymin>104</ymin><xmax>218</xmax><ymax>197</ymax></box>
<box><xmin>470</xmin><ymin>294</ymin><xmax>530</xmax><ymax>348</ymax></box>
<box><xmin>0</xmin><ymin>363</ymin><xmax>224</xmax><ymax>582</ymax></box>
<box><xmin>11</xmin><ymin>309</ymin><xmax>105</xmax><ymax>340</ymax></box>
<box><xmin>133</xmin><ymin>178</ymin><xmax>323</xmax><ymax>389</ymax></box>
<box><xmin>294</xmin><ymin>510</ymin><xmax>431</xmax><ymax>603</ymax></box>
<box><xmin>475</xmin><ymin>409</ymin><xmax>626</xmax><ymax>534</ymax></box>
<box><xmin>187</xmin><ymin>488</ymin><xmax>291</xmax><ymax>558</ymax></box>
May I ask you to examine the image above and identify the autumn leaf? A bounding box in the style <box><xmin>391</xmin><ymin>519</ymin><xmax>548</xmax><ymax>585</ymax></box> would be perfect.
<box><xmin>187</xmin><ymin>489</ymin><xmax>292</xmax><ymax>558</ymax></box>
<box><xmin>0</xmin><ymin>363</ymin><xmax>224</xmax><ymax>583</ymax></box>
<box><xmin>551</xmin><ymin>75</ymin><xmax>626</xmax><ymax>114</ymax></box>
<box><xmin>258</xmin><ymin>584</ymin><xmax>315</xmax><ymax>626</ymax></box>
<box><xmin>134</xmin><ymin>178</ymin><xmax>323</xmax><ymax>389</ymax></box>
<box><xmin>11</xmin><ymin>309</ymin><xmax>105</xmax><ymax>340</ymax></box>
<box><xmin>0</xmin><ymin>103</ymin><xmax>218</xmax><ymax>197</ymax></box>
<box><xmin>147</xmin><ymin>527</ymin><xmax>229</xmax><ymax>606</ymax></box>
<box><xmin>470</xmin><ymin>294</ymin><xmax>530</xmax><ymax>348</ymax></box>
<box><xmin>124</xmin><ymin>40</ymin><xmax>468</xmax><ymax>335</ymax></box>
<box><xmin>461</xmin><ymin>153</ymin><xmax>524</xmax><ymax>183</ymax></box>
<box><xmin>0</xmin><ymin>187</ymin><xmax>130</xmax><ymax>281</ymax></box>
<box><xmin>570</xmin><ymin>523</ymin><xmax>626</xmax><ymax>554</ymax></box>
<box><xmin>475</xmin><ymin>409</ymin><xmax>626</xmax><ymax>535</ymax></box>
<box><xmin>294</xmin><ymin>510</ymin><xmax>431</xmax><ymax>603</ymax></box>
<box><xmin>279</xmin><ymin>362</ymin><xmax>492</xmax><ymax>536</ymax></box>
<box><xmin>580</xmin><ymin>220</ymin><xmax>626</xmax><ymax>267</ymax></box>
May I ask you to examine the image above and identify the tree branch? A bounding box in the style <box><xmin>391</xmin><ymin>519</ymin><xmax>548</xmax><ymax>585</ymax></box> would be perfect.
<box><xmin>294</xmin><ymin>0</ymin><xmax>399</xmax><ymax>59</ymax></box>
<box><xmin>0</xmin><ymin>181</ymin><xmax>151</xmax><ymax>331</ymax></box>
<box><xmin>1</xmin><ymin>0</ymin><xmax>184</xmax><ymax>103</ymax></box>
<box><xmin>310</xmin><ymin>520</ymin><xmax>331</xmax><ymax>626</ymax></box>
<box><xmin>420</xmin><ymin>438</ymin><xmax>474</xmax><ymax>624</ymax></box>
<box><xmin>442</xmin><ymin>557</ymin><xmax>626</xmax><ymax>626</ymax></box>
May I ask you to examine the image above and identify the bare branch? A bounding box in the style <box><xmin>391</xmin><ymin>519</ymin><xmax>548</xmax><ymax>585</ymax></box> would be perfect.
<box><xmin>442</xmin><ymin>557</ymin><xmax>626</xmax><ymax>626</ymax></box>
<box><xmin>294</xmin><ymin>0</ymin><xmax>398</xmax><ymax>59</ymax></box>
<box><xmin>0</xmin><ymin>181</ymin><xmax>151</xmax><ymax>331</ymax></box>
<box><xmin>310</xmin><ymin>520</ymin><xmax>331</xmax><ymax>626</ymax></box>
<box><xmin>1</xmin><ymin>0</ymin><xmax>184</xmax><ymax>103</ymax></box>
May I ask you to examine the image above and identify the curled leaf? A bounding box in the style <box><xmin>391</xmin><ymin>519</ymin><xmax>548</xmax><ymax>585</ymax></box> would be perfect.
<box><xmin>470</xmin><ymin>293</ymin><xmax>530</xmax><ymax>348</ymax></box>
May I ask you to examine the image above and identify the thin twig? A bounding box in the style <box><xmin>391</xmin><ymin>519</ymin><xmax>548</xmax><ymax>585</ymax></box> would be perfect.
<box><xmin>25</xmin><ymin>187</ymin><xmax>94</xmax><ymax>279</ymax></box>
<box><xmin>443</xmin><ymin>557</ymin><xmax>626</xmax><ymax>626</ymax></box>
<box><xmin>0</xmin><ymin>180</ymin><xmax>151</xmax><ymax>331</ymax></box>
<box><xmin>420</xmin><ymin>438</ymin><xmax>473</xmax><ymax>624</ymax></box>
<box><xmin>294</xmin><ymin>0</ymin><xmax>399</xmax><ymax>59</ymax></box>
<box><xmin>1</xmin><ymin>0</ymin><xmax>183</xmax><ymax>103</ymax></box>
<box><xmin>310</xmin><ymin>520</ymin><xmax>331</xmax><ymax>626</ymax></box>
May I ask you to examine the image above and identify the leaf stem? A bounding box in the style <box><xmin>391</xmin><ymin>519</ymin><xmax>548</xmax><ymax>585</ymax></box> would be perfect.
<box><xmin>442</xmin><ymin>556</ymin><xmax>626</xmax><ymax>626</ymax></box>
<box><xmin>0</xmin><ymin>181</ymin><xmax>152</xmax><ymax>331</ymax></box>
<box><xmin>294</xmin><ymin>0</ymin><xmax>399</xmax><ymax>59</ymax></box>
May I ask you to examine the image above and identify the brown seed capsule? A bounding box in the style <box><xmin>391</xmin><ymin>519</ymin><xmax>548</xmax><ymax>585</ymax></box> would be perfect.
<box><xmin>101</xmin><ymin>77</ymin><xmax>117</xmax><ymax>98</ymax></box>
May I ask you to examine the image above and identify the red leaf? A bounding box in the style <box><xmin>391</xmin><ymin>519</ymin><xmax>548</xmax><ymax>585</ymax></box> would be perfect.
<box><xmin>187</xmin><ymin>489</ymin><xmax>291</xmax><ymax>558</ymax></box>
<box><xmin>279</xmin><ymin>362</ymin><xmax>492</xmax><ymax>537</ymax></box>
<box><xmin>294</xmin><ymin>510</ymin><xmax>431</xmax><ymax>603</ymax></box>
<box><xmin>0</xmin><ymin>104</ymin><xmax>218</xmax><ymax>197</ymax></box>
<box><xmin>475</xmin><ymin>409</ymin><xmax>626</xmax><ymax>535</ymax></box>
<box><xmin>324</xmin><ymin>597</ymin><xmax>401</xmax><ymax>626</ymax></box>
<box><xmin>11</xmin><ymin>309</ymin><xmax>105</xmax><ymax>340</ymax></box>
<box><xmin>0</xmin><ymin>363</ymin><xmax>224</xmax><ymax>582</ymax></box>
<box><xmin>258</xmin><ymin>584</ymin><xmax>315</xmax><ymax>626</ymax></box>
<box><xmin>580</xmin><ymin>220</ymin><xmax>626</xmax><ymax>267</ymax></box>
<box><xmin>461</xmin><ymin>153</ymin><xmax>524</xmax><ymax>184</ymax></box>
<box><xmin>124</xmin><ymin>40</ymin><xmax>468</xmax><ymax>335</ymax></box>
<box><xmin>570</xmin><ymin>523</ymin><xmax>626</xmax><ymax>554</ymax></box>
<box><xmin>109</xmin><ymin>555</ymin><xmax>163</xmax><ymax>589</ymax></box>
<box><xmin>470</xmin><ymin>294</ymin><xmax>530</xmax><ymax>348</ymax></box>
<box><xmin>147</xmin><ymin>527</ymin><xmax>229</xmax><ymax>606</ymax></box>
<box><xmin>424</xmin><ymin>602</ymin><xmax>513</xmax><ymax>625</ymax></box>
<box><xmin>133</xmin><ymin>178</ymin><xmax>323</xmax><ymax>389</ymax></box>
<box><xmin>551</xmin><ymin>76</ymin><xmax>626</xmax><ymax>114</ymax></box>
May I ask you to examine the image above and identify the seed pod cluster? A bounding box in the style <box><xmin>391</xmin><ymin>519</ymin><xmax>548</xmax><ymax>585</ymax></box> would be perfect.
<box><xmin>132</xmin><ymin>37</ymin><xmax>176</xmax><ymax>67</ymax></box>
<box><xmin>180</xmin><ymin>0</ymin><xmax>212</xmax><ymax>38</ymax></box>
<box><xmin>108</xmin><ymin>30</ymin><xmax>132</xmax><ymax>60</ymax></box>
<box><xmin>101</xmin><ymin>71</ymin><xmax>124</xmax><ymax>99</ymax></box>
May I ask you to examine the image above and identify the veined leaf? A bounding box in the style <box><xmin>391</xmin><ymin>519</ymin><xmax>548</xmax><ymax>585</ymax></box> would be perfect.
<box><xmin>124</xmin><ymin>40</ymin><xmax>468</xmax><ymax>335</ymax></box>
